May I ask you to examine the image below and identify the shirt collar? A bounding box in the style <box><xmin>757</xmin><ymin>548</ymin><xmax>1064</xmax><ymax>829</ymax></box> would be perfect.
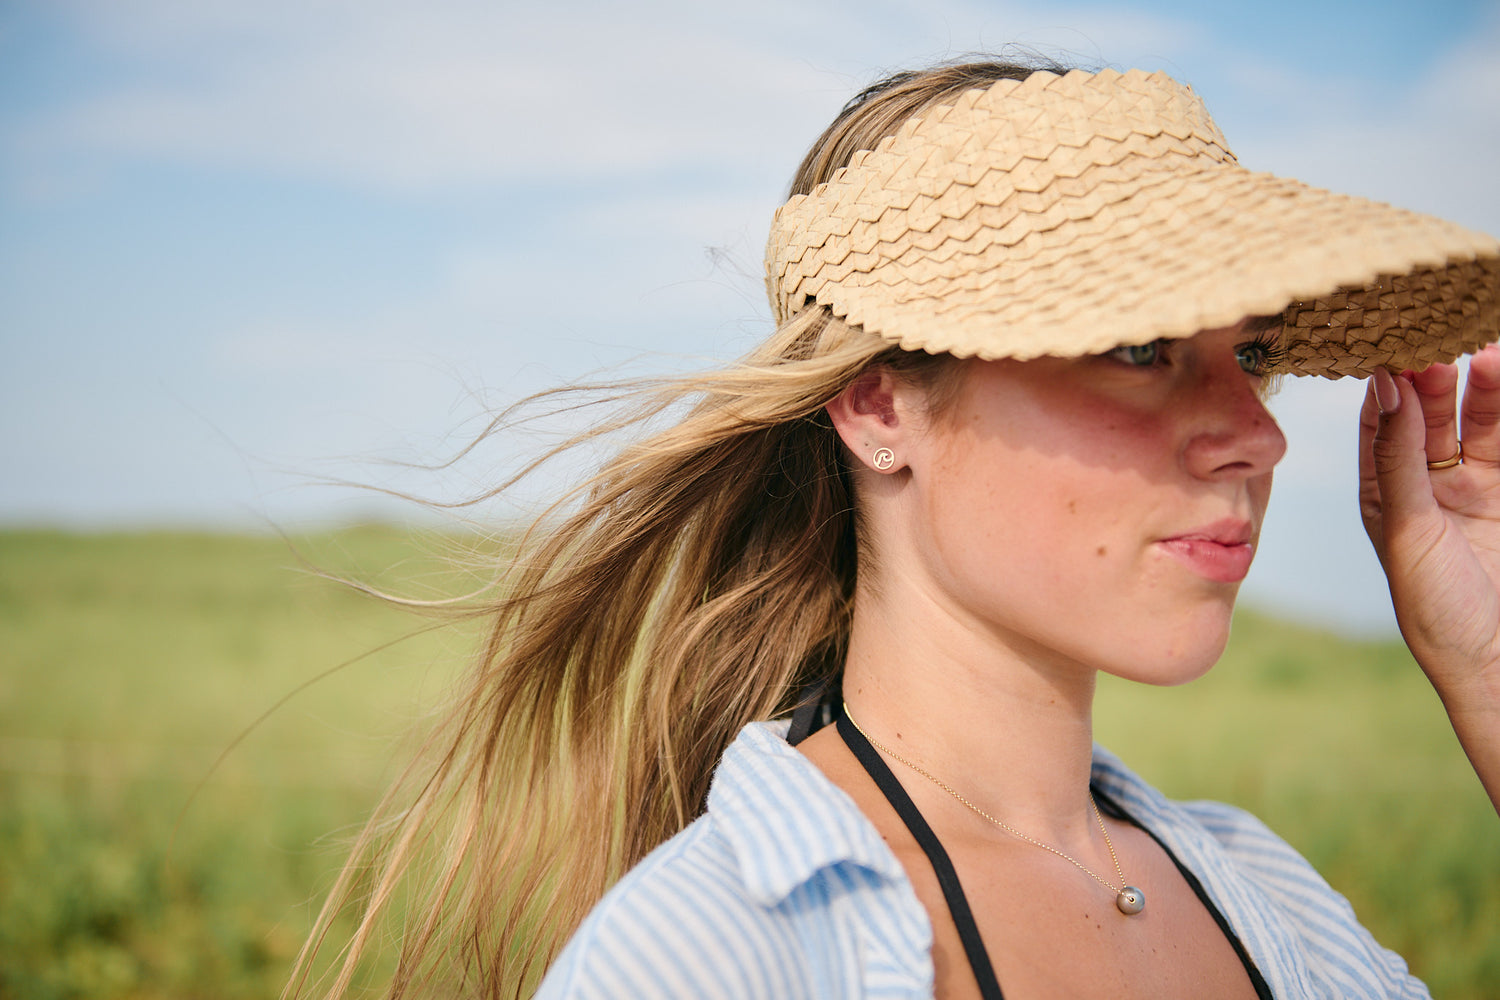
<box><xmin>706</xmin><ymin>719</ymin><xmax>911</xmax><ymax>906</ymax></box>
<box><xmin>1089</xmin><ymin>744</ymin><xmax>1319</xmax><ymax>998</ymax></box>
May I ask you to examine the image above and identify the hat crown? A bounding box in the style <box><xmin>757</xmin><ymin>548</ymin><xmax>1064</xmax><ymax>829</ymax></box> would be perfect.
<box><xmin>766</xmin><ymin>69</ymin><xmax>1235</xmax><ymax>328</ymax></box>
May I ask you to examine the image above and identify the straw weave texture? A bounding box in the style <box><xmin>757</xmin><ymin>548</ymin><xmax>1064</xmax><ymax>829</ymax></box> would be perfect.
<box><xmin>766</xmin><ymin>68</ymin><xmax>1500</xmax><ymax>377</ymax></box>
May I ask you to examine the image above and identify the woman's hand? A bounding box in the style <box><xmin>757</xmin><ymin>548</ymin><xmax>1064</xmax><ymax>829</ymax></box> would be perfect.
<box><xmin>1360</xmin><ymin>345</ymin><xmax>1500</xmax><ymax>813</ymax></box>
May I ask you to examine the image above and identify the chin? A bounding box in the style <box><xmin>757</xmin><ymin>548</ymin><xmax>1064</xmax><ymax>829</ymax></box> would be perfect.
<box><xmin>1142</xmin><ymin>653</ymin><xmax>1223</xmax><ymax>687</ymax></box>
<box><xmin>1104</xmin><ymin>608</ymin><xmax>1235</xmax><ymax>687</ymax></box>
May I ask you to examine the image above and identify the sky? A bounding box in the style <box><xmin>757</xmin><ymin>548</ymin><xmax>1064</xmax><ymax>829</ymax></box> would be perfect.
<box><xmin>1</xmin><ymin>0</ymin><xmax>1497</xmax><ymax>632</ymax></box>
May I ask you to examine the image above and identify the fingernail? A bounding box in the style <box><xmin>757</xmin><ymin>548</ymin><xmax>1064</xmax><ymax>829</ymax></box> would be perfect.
<box><xmin>1373</xmin><ymin>367</ymin><xmax>1401</xmax><ymax>414</ymax></box>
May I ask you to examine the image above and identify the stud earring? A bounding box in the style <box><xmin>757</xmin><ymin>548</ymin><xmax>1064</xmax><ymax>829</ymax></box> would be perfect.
<box><xmin>872</xmin><ymin>447</ymin><xmax>895</xmax><ymax>471</ymax></box>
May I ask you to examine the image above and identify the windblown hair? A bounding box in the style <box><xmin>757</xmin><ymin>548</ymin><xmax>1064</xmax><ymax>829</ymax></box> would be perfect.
<box><xmin>289</xmin><ymin>56</ymin><xmax>1066</xmax><ymax>1000</ymax></box>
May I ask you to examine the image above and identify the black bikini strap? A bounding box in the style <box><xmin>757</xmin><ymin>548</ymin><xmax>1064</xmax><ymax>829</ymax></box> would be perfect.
<box><xmin>834</xmin><ymin>703</ymin><xmax>1004</xmax><ymax>1000</ymax></box>
<box><xmin>786</xmin><ymin>679</ymin><xmax>833</xmax><ymax>746</ymax></box>
<box><xmin>1093</xmin><ymin>787</ymin><xmax>1274</xmax><ymax>1000</ymax></box>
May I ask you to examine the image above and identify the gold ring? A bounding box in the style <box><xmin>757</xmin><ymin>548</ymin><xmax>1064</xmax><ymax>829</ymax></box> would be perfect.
<box><xmin>1427</xmin><ymin>441</ymin><xmax>1463</xmax><ymax>471</ymax></box>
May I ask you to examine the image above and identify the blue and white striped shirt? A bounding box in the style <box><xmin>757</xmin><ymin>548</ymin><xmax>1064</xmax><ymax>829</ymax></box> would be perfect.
<box><xmin>536</xmin><ymin>721</ymin><xmax>1427</xmax><ymax>998</ymax></box>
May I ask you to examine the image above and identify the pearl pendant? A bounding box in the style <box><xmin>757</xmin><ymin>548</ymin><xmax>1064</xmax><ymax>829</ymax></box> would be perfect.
<box><xmin>1116</xmin><ymin>886</ymin><xmax>1145</xmax><ymax>915</ymax></box>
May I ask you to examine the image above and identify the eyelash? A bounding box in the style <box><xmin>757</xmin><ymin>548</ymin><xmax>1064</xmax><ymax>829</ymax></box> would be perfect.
<box><xmin>1236</xmin><ymin>331</ymin><xmax>1286</xmax><ymax>376</ymax></box>
<box><xmin>1108</xmin><ymin>332</ymin><xmax>1286</xmax><ymax>377</ymax></box>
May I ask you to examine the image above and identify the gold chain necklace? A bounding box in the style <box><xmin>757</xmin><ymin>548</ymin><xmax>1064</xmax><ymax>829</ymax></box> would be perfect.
<box><xmin>843</xmin><ymin>703</ymin><xmax>1146</xmax><ymax>916</ymax></box>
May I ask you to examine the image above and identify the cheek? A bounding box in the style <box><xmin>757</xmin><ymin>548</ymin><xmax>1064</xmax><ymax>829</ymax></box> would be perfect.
<box><xmin>920</xmin><ymin>427</ymin><xmax>1146</xmax><ymax>605</ymax></box>
<box><xmin>926</xmin><ymin>393</ymin><xmax>1173</xmax><ymax>555</ymax></box>
<box><xmin>958</xmin><ymin>372</ymin><xmax>1178</xmax><ymax>471</ymax></box>
<box><xmin>906</xmin><ymin>372</ymin><xmax>1239</xmax><ymax>680</ymax></box>
<box><xmin>915</xmin><ymin>393</ymin><xmax>1214</xmax><ymax>620</ymax></box>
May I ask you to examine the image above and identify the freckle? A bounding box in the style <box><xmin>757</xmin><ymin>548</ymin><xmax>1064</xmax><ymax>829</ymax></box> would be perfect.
<box><xmin>1067</xmin><ymin>500</ymin><xmax>1077</xmax><ymax>514</ymax></box>
<box><xmin>1096</xmin><ymin>546</ymin><xmax>1108</xmax><ymax>557</ymax></box>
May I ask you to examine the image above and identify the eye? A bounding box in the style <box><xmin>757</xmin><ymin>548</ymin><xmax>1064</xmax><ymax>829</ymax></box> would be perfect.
<box><xmin>1107</xmin><ymin>340</ymin><xmax>1167</xmax><ymax>367</ymax></box>
<box><xmin>1235</xmin><ymin>333</ymin><xmax>1286</xmax><ymax>376</ymax></box>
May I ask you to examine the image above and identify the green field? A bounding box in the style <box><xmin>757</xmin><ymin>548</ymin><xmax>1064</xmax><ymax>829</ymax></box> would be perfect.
<box><xmin>1</xmin><ymin>529</ymin><xmax>1496</xmax><ymax>998</ymax></box>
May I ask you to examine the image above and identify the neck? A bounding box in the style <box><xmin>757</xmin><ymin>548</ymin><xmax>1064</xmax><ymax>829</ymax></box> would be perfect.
<box><xmin>840</xmin><ymin>581</ymin><xmax>1100</xmax><ymax>846</ymax></box>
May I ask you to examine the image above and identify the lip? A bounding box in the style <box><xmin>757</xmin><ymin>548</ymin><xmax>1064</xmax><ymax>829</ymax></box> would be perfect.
<box><xmin>1157</xmin><ymin>519</ymin><xmax>1257</xmax><ymax>583</ymax></box>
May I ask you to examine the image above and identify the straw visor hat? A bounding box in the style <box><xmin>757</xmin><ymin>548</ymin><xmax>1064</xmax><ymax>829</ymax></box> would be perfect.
<box><xmin>766</xmin><ymin>68</ymin><xmax>1500</xmax><ymax>377</ymax></box>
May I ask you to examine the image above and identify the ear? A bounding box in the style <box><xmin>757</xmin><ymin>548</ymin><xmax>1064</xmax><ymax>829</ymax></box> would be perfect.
<box><xmin>826</xmin><ymin>369</ymin><xmax>910</xmax><ymax>473</ymax></box>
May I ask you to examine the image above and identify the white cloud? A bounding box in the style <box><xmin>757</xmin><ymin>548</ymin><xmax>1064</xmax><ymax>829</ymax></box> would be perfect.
<box><xmin>17</xmin><ymin>0</ymin><xmax>848</xmax><ymax>190</ymax></box>
<box><xmin>13</xmin><ymin>0</ymin><xmax>1211</xmax><ymax>193</ymax></box>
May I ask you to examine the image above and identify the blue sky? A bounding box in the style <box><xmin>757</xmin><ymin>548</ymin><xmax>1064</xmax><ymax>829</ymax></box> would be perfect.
<box><xmin>2</xmin><ymin>0</ymin><xmax>1497</xmax><ymax>631</ymax></box>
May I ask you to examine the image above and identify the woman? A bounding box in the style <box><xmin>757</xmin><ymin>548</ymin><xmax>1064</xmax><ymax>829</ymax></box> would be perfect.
<box><xmin>293</xmin><ymin>60</ymin><xmax>1499</xmax><ymax>999</ymax></box>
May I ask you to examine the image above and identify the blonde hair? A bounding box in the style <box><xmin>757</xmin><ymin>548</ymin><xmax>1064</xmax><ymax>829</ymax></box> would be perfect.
<box><xmin>290</xmin><ymin>56</ymin><xmax>1063</xmax><ymax>1000</ymax></box>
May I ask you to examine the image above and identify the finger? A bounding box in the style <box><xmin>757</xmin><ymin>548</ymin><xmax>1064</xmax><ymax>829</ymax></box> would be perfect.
<box><xmin>1460</xmin><ymin>344</ymin><xmax>1500</xmax><ymax>465</ymax></box>
<box><xmin>1410</xmin><ymin>362</ymin><xmax>1461</xmax><ymax>466</ymax></box>
<box><xmin>1358</xmin><ymin>375</ymin><xmax>1384</xmax><ymax>553</ymax></box>
<box><xmin>1367</xmin><ymin>366</ymin><xmax>1439</xmax><ymax>533</ymax></box>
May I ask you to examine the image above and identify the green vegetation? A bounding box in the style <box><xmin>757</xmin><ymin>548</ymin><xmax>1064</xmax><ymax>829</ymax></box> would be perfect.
<box><xmin>0</xmin><ymin>528</ymin><xmax>478</xmax><ymax>999</ymax></box>
<box><xmin>1</xmin><ymin>528</ymin><xmax>1496</xmax><ymax>997</ymax></box>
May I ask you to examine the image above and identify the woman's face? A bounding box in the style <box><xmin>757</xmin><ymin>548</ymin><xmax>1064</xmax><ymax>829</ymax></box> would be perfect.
<box><xmin>900</xmin><ymin>318</ymin><xmax>1287</xmax><ymax>685</ymax></box>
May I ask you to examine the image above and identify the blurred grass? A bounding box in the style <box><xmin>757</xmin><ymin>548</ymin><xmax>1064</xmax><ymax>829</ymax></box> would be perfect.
<box><xmin>0</xmin><ymin>527</ymin><xmax>480</xmax><ymax>999</ymax></box>
<box><xmin>1</xmin><ymin>528</ymin><xmax>1496</xmax><ymax>997</ymax></box>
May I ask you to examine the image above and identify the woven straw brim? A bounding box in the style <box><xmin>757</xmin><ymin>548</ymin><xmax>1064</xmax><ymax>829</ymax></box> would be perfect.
<box><xmin>766</xmin><ymin>68</ymin><xmax>1500</xmax><ymax>378</ymax></box>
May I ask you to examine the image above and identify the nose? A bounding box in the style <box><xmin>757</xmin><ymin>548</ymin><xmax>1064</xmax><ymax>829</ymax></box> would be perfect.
<box><xmin>1181</xmin><ymin>363</ymin><xmax>1288</xmax><ymax>481</ymax></box>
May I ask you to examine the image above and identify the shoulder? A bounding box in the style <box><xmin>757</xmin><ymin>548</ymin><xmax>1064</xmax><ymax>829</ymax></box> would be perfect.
<box><xmin>1179</xmin><ymin>798</ymin><xmax>1429</xmax><ymax>997</ymax></box>
<box><xmin>534</xmin><ymin>815</ymin><xmax>791</xmax><ymax>999</ymax></box>
<box><xmin>534</xmin><ymin>721</ymin><xmax>932</xmax><ymax>1000</ymax></box>
<box><xmin>1090</xmin><ymin>746</ymin><xmax>1430</xmax><ymax>999</ymax></box>
<box><xmin>1089</xmin><ymin>743</ymin><xmax>1334</xmax><ymax>900</ymax></box>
